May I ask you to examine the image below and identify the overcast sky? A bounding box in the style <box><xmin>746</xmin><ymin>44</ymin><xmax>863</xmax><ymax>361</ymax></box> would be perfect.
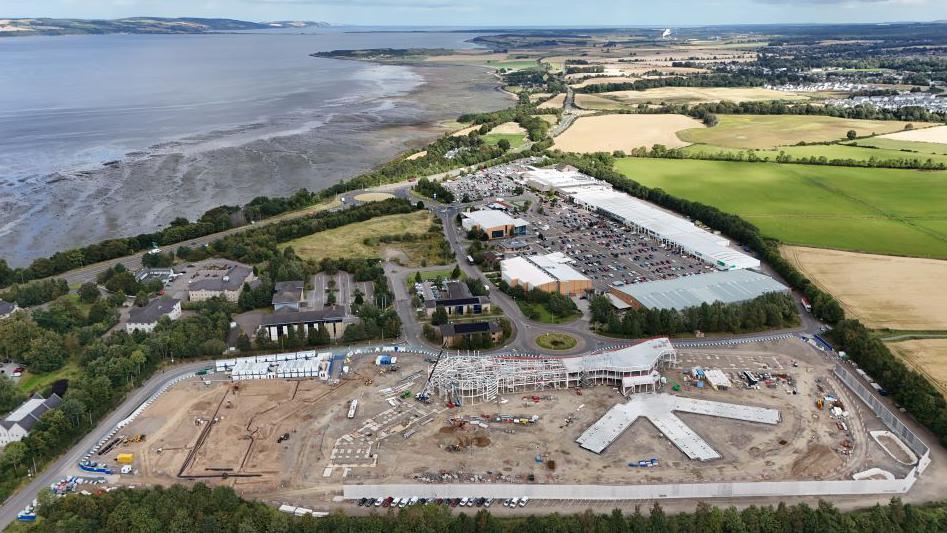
<box><xmin>4</xmin><ymin>0</ymin><xmax>947</xmax><ymax>26</ymax></box>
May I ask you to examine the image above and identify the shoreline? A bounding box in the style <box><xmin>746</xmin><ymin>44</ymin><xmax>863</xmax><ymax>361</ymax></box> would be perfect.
<box><xmin>1</xmin><ymin>60</ymin><xmax>510</xmax><ymax>268</ymax></box>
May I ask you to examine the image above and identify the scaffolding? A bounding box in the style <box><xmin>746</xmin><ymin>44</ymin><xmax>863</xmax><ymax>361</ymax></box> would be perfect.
<box><xmin>429</xmin><ymin>356</ymin><xmax>499</xmax><ymax>406</ymax></box>
<box><xmin>429</xmin><ymin>339</ymin><xmax>678</xmax><ymax>405</ymax></box>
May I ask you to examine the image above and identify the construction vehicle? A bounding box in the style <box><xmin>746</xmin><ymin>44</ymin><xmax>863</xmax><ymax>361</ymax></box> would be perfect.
<box><xmin>277</xmin><ymin>433</ymin><xmax>290</xmax><ymax>444</ymax></box>
<box><xmin>126</xmin><ymin>434</ymin><xmax>146</xmax><ymax>444</ymax></box>
<box><xmin>416</xmin><ymin>347</ymin><xmax>446</xmax><ymax>403</ymax></box>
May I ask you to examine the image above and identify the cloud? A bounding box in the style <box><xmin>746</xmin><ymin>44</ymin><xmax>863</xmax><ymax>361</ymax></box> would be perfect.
<box><xmin>756</xmin><ymin>0</ymin><xmax>923</xmax><ymax>3</ymax></box>
<box><xmin>242</xmin><ymin>0</ymin><xmax>464</xmax><ymax>7</ymax></box>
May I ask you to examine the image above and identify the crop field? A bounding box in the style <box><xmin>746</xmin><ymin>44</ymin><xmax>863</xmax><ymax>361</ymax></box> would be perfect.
<box><xmin>573</xmin><ymin>93</ymin><xmax>625</xmax><ymax>110</ymax></box>
<box><xmin>554</xmin><ymin>114</ymin><xmax>703</xmax><ymax>153</ymax></box>
<box><xmin>850</xmin><ymin>136</ymin><xmax>947</xmax><ymax>156</ymax></box>
<box><xmin>604</xmin><ymin>87</ymin><xmax>808</xmax><ymax>106</ymax></box>
<box><xmin>680</xmin><ymin>143</ymin><xmax>947</xmax><ymax>165</ymax></box>
<box><xmin>284</xmin><ymin>211</ymin><xmax>439</xmax><ymax>265</ymax></box>
<box><xmin>615</xmin><ymin>158</ymin><xmax>947</xmax><ymax>258</ymax></box>
<box><xmin>877</xmin><ymin>125</ymin><xmax>947</xmax><ymax>144</ymax></box>
<box><xmin>782</xmin><ymin>246</ymin><xmax>947</xmax><ymax>330</ymax></box>
<box><xmin>677</xmin><ymin>115</ymin><xmax>928</xmax><ymax>150</ymax></box>
<box><xmin>886</xmin><ymin>340</ymin><xmax>947</xmax><ymax>397</ymax></box>
<box><xmin>537</xmin><ymin>94</ymin><xmax>565</xmax><ymax>109</ymax></box>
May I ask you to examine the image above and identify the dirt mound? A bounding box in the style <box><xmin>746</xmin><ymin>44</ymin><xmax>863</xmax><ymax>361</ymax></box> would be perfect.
<box><xmin>790</xmin><ymin>444</ymin><xmax>841</xmax><ymax>478</ymax></box>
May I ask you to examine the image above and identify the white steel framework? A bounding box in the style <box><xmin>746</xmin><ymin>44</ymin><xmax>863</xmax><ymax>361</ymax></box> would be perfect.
<box><xmin>429</xmin><ymin>339</ymin><xmax>677</xmax><ymax>405</ymax></box>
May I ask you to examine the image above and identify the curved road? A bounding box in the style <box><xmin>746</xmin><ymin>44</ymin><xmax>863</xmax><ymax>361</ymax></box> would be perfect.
<box><xmin>0</xmin><ymin>359</ymin><xmax>213</xmax><ymax>527</ymax></box>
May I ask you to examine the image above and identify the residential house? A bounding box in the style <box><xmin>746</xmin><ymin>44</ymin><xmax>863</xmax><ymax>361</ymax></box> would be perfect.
<box><xmin>126</xmin><ymin>298</ymin><xmax>182</xmax><ymax>333</ymax></box>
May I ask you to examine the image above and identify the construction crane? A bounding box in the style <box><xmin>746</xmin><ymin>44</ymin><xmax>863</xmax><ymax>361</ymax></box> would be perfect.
<box><xmin>416</xmin><ymin>345</ymin><xmax>446</xmax><ymax>402</ymax></box>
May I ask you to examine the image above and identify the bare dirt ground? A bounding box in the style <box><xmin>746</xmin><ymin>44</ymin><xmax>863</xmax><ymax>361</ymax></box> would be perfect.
<box><xmin>490</xmin><ymin>122</ymin><xmax>527</xmax><ymax>135</ymax></box>
<box><xmin>886</xmin><ymin>339</ymin><xmax>947</xmax><ymax>397</ymax></box>
<box><xmin>554</xmin><ymin>114</ymin><xmax>704</xmax><ymax>152</ymax></box>
<box><xmin>353</xmin><ymin>192</ymin><xmax>395</xmax><ymax>202</ymax></box>
<box><xmin>103</xmin><ymin>336</ymin><xmax>910</xmax><ymax>515</ymax></box>
<box><xmin>782</xmin><ymin>245</ymin><xmax>947</xmax><ymax>330</ymax></box>
<box><xmin>538</xmin><ymin>94</ymin><xmax>565</xmax><ymax>110</ymax></box>
<box><xmin>878</xmin><ymin>125</ymin><xmax>947</xmax><ymax>144</ymax></box>
<box><xmin>574</xmin><ymin>93</ymin><xmax>626</xmax><ymax>111</ymax></box>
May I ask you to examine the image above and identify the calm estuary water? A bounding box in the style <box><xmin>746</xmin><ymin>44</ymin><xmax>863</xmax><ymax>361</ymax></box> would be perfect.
<box><xmin>0</xmin><ymin>29</ymin><xmax>509</xmax><ymax>266</ymax></box>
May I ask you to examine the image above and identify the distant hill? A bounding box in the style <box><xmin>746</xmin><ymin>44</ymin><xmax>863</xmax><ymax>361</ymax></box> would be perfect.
<box><xmin>263</xmin><ymin>21</ymin><xmax>332</xmax><ymax>28</ymax></box>
<box><xmin>0</xmin><ymin>17</ymin><xmax>330</xmax><ymax>37</ymax></box>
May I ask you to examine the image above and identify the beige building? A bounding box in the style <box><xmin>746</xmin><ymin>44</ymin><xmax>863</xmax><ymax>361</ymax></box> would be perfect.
<box><xmin>461</xmin><ymin>209</ymin><xmax>528</xmax><ymax>240</ymax></box>
<box><xmin>188</xmin><ymin>264</ymin><xmax>256</xmax><ymax>302</ymax></box>
<box><xmin>500</xmin><ymin>252</ymin><xmax>592</xmax><ymax>296</ymax></box>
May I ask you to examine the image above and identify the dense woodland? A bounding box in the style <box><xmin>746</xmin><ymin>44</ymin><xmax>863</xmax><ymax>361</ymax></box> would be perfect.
<box><xmin>589</xmin><ymin>292</ymin><xmax>799</xmax><ymax>337</ymax></box>
<box><xmin>19</xmin><ymin>485</ymin><xmax>947</xmax><ymax>532</ymax></box>
<box><xmin>645</xmin><ymin>100</ymin><xmax>947</xmax><ymax>123</ymax></box>
<box><xmin>577</xmin><ymin>73</ymin><xmax>768</xmax><ymax>94</ymax></box>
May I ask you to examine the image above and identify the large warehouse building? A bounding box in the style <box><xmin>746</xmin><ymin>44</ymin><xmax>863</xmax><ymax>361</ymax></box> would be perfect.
<box><xmin>461</xmin><ymin>209</ymin><xmax>529</xmax><ymax>240</ymax></box>
<box><xmin>571</xmin><ymin>188</ymin><xmax>759</xmax><ymax>270</ymax></box>
<box><xmin>523</xmin><ymin>166</ymin><xmax>613</xmax><ymax>195</ymax></box>
<box><xmin>609</xmin><ymin>269</ymin><xmax>790</xmax><ymax>310</ymax></box>
<box><xmin>500</xmin><ymin>252</ymin><xmax>592</xmax><ymax>296</ymax></box>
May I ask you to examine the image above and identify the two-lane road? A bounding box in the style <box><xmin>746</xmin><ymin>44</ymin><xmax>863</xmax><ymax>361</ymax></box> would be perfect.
<box><xmin>0</xmin><ymin>360</ymin><xmax>212</xmax><ymax>528</ymax></box>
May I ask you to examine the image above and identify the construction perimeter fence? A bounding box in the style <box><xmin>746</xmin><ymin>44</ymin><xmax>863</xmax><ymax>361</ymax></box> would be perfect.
<box><xmin>833</xmin><ymin>364</ymin><xmax>931</xmax><ymax>475</ymax></box>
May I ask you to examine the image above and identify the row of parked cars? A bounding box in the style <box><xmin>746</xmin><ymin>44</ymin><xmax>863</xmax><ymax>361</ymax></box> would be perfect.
<box><xmin>357</xmin><ymin>496</ymin><xmax>530</xmax><ymax>508</ymax></box>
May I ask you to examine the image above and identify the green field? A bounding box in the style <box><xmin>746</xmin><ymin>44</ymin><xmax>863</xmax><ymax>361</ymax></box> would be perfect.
<box><xmin>615</xmin><ymin>158</ymin><xmax>947</xmax><ymax>258</ymax></box>
<box><xmin>847</xmin><ymin>137</ymin><xmax>947</xmax><ymax>157</ymax></box>
<box><xmin>486</xmin><ymin>60</ymin><xmax>540</xmax><ymax>70</ymax></box>
<box><xmin>681</xmin><ymin>143</ymin><xmax>947</xmax><ymax>165</ymax></box>
<box><xmin>283</xmin><ymin>211</ymin><xmax>448</xmax><ymax>267</ymax></box>
<box><xmin>677</xmin><ymin>115</ymin><xmax>925</xmax><ymax>149</ymax></box>
<box><xmin>482</xmin><ymin>133</ymin><xmax>527</xmax><ymax>149</ymax></box>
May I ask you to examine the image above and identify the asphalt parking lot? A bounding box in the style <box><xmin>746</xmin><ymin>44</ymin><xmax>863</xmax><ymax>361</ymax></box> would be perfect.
<box><xmin>514</xmin><ymin>199</ymin><xmax>714</xmax><ymax>291</ymax></box>
<box><xmin>441</xmin><ymin>158</ymin><xmax>540</xmax><ymax>203</ymax></box>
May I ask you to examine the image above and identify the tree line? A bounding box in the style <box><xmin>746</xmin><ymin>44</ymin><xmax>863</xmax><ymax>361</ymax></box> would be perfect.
<box><xmin>577</xmin><ymin>73</ymin><xmax>768</xmax><ymax>94</ymax></box>
<box><xmin>496</xmin><ymin>280</ymin><xmax>578</xmax><ymax>321</ymax></box>
<box><xmin>26</xmin><ymin>484</ymin><xmax>947</xmax><ymax>532</ymax></box>
<box><xmin>632</xmin><ymin>99</ymin><xmax>947</xmax><ymax>123</ymax></box>
<box><xmin>589</xmin><ymin>292</ymin><xmax>799</xmax><ymax>338</ymax></box>
<box><xmin>618</xmin><ymin>143</ymin><xmax>947</xmax><ymax>171</ymax></box>
<box><xmin>549</xmin><ymin>152</ymin><xmax>947</xmax><ymax>448</ymax></box>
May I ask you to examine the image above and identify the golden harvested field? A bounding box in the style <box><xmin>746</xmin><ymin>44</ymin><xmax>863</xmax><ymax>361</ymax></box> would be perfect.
<box><xmin>878</xmin><ymin>125</ymin><xmax>947</xmax><ymax>144</ymax></box>
<box><xmin>554</xmin><ymin>114</ymin><xmax>703</xmax><ymax>153</ymax></box>
<box><xmin>538</xmin><ymin>93</ymin><xmax>565</xmax><ymax>109</ymax></box>
<box><xmin>574</xmin><ymin>93</ymin><xmax>625</xmax><ymax>110</ymax></box>
<box><xmin>782</xmin><ymin>246</ymin><xmax>947</xmax><ymax>330</ymax></box>
<box><xmin>605</xmin><ymin>87</ymin><xmax>808</xmax><ymax>105</ymax></box>
<box><xmin>886</xmin><ymin>340</ymin><xmax>947</xmax><ymax>397</ymax></box>
<box><xmin>489</xmin><ymin>121</ymin><xmax>527</xmax><ymax>134</ymax></box>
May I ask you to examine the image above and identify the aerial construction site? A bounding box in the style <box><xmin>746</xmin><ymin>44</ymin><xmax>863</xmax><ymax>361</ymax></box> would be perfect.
<box><xmin>81</xmin><ymin>333</ymin><xmax>931</xmax><ymax>513</ymax></box>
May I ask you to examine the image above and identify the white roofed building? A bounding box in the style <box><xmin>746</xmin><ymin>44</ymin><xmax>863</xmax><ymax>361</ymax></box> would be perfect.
<box><xmin>500</xmin><ymin>252</ymin><xmax>592</xmax><ymax>296</ymax></box>
<box><xmin>609</xmin><ymin>269</ymin><xmax>789</xmax><ymax>311</ymax></box>
<box><xmin>571</xmin><ymin>189</ymin><xmax>759</xmax><ymax>270</ymax></box>
<box><xmin>461</xmin><ymin>209</ymin><xmax>528</xmax><ymax>240</ymax></box>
